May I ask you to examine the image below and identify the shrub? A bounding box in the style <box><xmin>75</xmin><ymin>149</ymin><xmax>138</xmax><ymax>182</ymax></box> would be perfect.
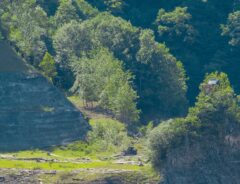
<box><xmin>88</xmin><ymin>118</ymin><xmax>132</xmax><ymax>152</ymax></box>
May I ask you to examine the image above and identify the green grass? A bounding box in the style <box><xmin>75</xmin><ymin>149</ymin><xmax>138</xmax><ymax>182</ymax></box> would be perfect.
<box><xmin>52</xmin><ymin>145</ymin><xmax>114</xmax><ymax>160</ymax></box>
<box><xmin>0</xmin><ymin>159</ymin><xmax>141</xmax><ymax>171</ymax></box>
<box><xmin>1</xmin><ymin>144</ymin><xmax>114</xmax><ymax>161</ymax></box>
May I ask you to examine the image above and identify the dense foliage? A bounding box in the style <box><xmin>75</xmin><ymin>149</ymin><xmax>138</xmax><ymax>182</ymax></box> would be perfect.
<box><xmin>0</xmin><ymin>0</ymin><xmax>189</xmax><ymax>123</ymax></box>
<box><xmin>87</xmin><ymin>0</ymin><xmax>240</xmax><ymax>104</ymax></box>
<box><xmin>0</xmin><ymin>0</ymin><xmax>239</xmax><ymax>124</ymax></box>
<box><xmin>39</xmin><ymin>52</ymin><xmax>57</xmax><ymax>81</ymax></box>
<box><xmin>221</xmin><ymin>11</ymin><xmax>240</xmax><ymax>46</ymax></box>
<box><xmin>155</xmin><ymin>7</ymin><xmax>196</xmax><ymax>43</ymax></box>
<box><xmin>71</xmin><ymin>48</ymin><xmax>140</xmax><ymax>123</ymax></box>
<box><xmin>149</xmin><ymin>72</ymin><xmax>240</xmax><ymax>170</ymax></box>
<box><xmin>88</xmin><ymin>118</ymin><xmax>131</xmax><ymax>152</ymax></box>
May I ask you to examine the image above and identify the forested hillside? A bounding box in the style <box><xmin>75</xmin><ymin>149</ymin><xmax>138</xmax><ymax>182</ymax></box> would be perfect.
<box><xmin>0</xmin><ymin>0</ymin><xmax>188</xmax><ymax>123</ymax></box>
<box><xmin>1</xmin><ymin>0</ymin><xmax>240</xmax><ymax>122</ymax></box>
<box><xmin>87</xmin><ymin>0</ymin><xmax>240</xmax><ymax>104</ymax></box>
<box><xmin>0</xmin><ymin>0</ymin><xmax>240</xmax><ymax>183</ymax></box>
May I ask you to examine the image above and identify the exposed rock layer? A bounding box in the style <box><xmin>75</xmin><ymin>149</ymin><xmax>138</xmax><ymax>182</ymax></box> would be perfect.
<box><xmin>160</xmin><ymin>136</ymin><xmax>240</xmax><ymax>184</ymax></box>
<box><xmin>0</xmin><ymin>41</ymin><xmax>89</xmax><ymax>151</ymax></box>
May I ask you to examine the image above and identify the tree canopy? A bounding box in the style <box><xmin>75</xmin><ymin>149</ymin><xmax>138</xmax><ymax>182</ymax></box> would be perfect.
<box><xmin>1</xmin><ymin>0</ymin><xmax>240</xmax><ymax>124</ymax></box>
<box><xmin>71</xmin><ymin>48</ymin><xmax>140</xmax><ymax>123</ymax></box>
<box><xmin>221</xmin><ymin>11</ymin><xmax>240</xmax><ymax>46</ymax></box>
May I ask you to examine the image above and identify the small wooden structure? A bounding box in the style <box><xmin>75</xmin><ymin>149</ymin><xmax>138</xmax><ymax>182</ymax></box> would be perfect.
<box><xmin>203</xmin><ymin>79</ymin><xmax>219</xmax><ymax>94</ymax></box>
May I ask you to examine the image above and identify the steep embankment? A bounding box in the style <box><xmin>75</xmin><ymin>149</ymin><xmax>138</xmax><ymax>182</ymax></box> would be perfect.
<box><xmin>0</xmin><ymin>41</ymin><xmax>89</xmax><ymax>151</ymax></box>
<box><xmin>161</xmin><ymin>136</ymin><xmax>240</xmax><ymax>184</ymax></box>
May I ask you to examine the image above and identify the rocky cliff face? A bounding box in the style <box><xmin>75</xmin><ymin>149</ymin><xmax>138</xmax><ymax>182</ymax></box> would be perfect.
<box><xmin>160</xmin><ymin>133</ymin><xmax>240</xmax><ymax>184</ymax></box>
<box><xmin>0</xmin><ymin>41</ymin><xmax>89</xmax><ymax>151</ymax></box>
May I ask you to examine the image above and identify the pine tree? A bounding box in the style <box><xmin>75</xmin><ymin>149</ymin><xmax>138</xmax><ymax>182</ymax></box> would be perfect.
<box><xmin>39</xmin><ymin>52</ymin><xmax>57</xmax><ymax>81</ymax></box>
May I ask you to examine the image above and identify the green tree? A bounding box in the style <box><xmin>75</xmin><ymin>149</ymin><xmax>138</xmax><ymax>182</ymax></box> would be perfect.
<box><xmin>54</xmin><ymin>0</ymin><xmax>80</xmax><ymax>27</ymax></box>
<box><xmin>136</xmin><ymin>29</ymin><xmax>188</xmax><ymax>117</ymax></box>
<box><xmin>104</xmin><ymin>0</ymin><xmax>125</xmax><ymax>13</ymax></box>
<box><xmin>87</xmin><ymin>13</ymin><xmax>139</xmax><ymax>61</ymax></box>
<box><xmin>53</xmin><ymin>12</ymin><xmax>188</xmax><ymax>119</ymax></box>
<box><xmin>0</xmin><ymin>0</ymin><xmax>48</xmax><ymax>65</ymax></box>
<box><xmin>39</xmin><ymin>52</ymin><xmax>57</xmax><ymax>81</ymax></box>
<box><xmin>53</xmin><ymin>20</ymin><xmax>93</xmax><ymax>67</ymax></box>
<box><xmin>155</xmin><ymin>7</ymin><xmax>196</xmax><ymax>42</ymax></box>
<box><xmin>188</xmin><ymin>72</ymin><xmax>240</xmax><ymax>130</ymax></box>
<box><xmin>71</xmin><ymin>48</ymin><xmax>140</xmax><ymax>123</ymax></box>
<box><xmin>110</xmin><ymin>83</ymin><xmax>140</xmax><ymax>123</ymax></box>
<box><xmin>221</xmin><ymin>11</ymin><xmax>240</xmax><ymax>46</ymax></box>
<box><xmin>100</xmin><ymin>64</ymin><xmax>139</xmax><ymax>123</ymax></box>
<box><xmin>78</xmin><ymin>14</ymin><xmax>188</xmax><ymax>118</ymax></box>
<box><xmin>71</xmin><ymin>54</ymin><xmax>101</xmax><ymax>104</ymax></box>
<box><xmin>74</xmin><ymin>0</ymin><xmax>99</xmax><ymax>18</ymax></box>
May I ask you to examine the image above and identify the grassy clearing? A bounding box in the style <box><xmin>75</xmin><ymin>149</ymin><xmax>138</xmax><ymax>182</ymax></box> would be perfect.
<box><xmin>68</xmin><ymin>96</ymin><xmax>111</xmax><ymax>119</ymax></box>
<box><xmin>2</xmin><ymin>143</ymin><xmax>113</xmax><ymax>161</ymax></box>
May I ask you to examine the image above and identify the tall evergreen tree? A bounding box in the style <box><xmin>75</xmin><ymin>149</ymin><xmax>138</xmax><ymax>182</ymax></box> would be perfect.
<box><xmin>39</xmin><ymin>52</ymin><xmax>57</xmax><ymax>81</ymax></box>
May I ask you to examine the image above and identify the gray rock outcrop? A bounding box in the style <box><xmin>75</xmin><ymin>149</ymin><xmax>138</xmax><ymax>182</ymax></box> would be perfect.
<box><xmin>0</xmin><ymin>41</ymin><xmax>89</xmax><ymax>151</ymax></box>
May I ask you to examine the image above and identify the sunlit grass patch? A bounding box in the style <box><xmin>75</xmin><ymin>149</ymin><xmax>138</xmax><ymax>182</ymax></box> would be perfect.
<box><xmin>0</xmin><ymin>159</ymin><xmax>141</xmax><ymax>171</ymax></box>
